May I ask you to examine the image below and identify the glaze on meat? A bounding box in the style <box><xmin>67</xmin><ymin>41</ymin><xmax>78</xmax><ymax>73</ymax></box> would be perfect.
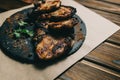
<box><xmin>35</xmin><ymin>34</ymin><xmax>74</xmax><ymax>60</ymax></box>
<box><xmin>35</xmin><ymin>0</ymin><xmax>61</xmax><ymax>13</ymax></box>
<box><xmin>38</xmin><ymin>6</ymin><xmax>76</xmax><ymax>21</ymax></box>
<box><xmin>28</xmin><ymin>0</ymin><xmax>61</xmax><ymax>21</ymax></box>
<box><xmin>37</xmin><ymin>0</ymin><xmax>61</xmax><ymax>11</ymax></box>
<box><xmin>40</xmin><ymin>17</ymin><xmax>79</xmax><ymax>30</ymax></box>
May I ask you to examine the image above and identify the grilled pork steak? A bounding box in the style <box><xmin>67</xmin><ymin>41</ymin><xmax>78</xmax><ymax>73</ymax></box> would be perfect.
<box><xmin>35</xmin><ymin>34</ymin><xmax>74</xmax><ymax>60</ymax></box>
<box><xmin>39</xmin><ymin>17</ymin><xmax>79</xmax><ymax>30</ymax></box>
<box><xmin>35</xmin><ymin>0</ymin><xmax>61</xmax><ymax>13</ymax></box>
<box><xmin>28</xmin><ymin>0</ymin><xmax>61</xmax><ymax>21</ymax></box>
<box><xmin>38</xmin><ymin>6</ymin><xmax>76</xmax><ymax>21</ymax></box>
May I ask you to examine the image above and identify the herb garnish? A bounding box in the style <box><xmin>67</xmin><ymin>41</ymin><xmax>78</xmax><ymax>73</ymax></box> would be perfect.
<box><xmin>14</xmin><ymin>31</ymin><xmax>21</xmax><ymax>38</ymax></box>
<box><xmin>14</xmin><ymin>20</ymin><xmax>34</xmax><ymax>38</ymax></box>
<box><xmin>18</xmin><ymin>20</ymin><xmax>28</xmax><ymax>26</ymax></box>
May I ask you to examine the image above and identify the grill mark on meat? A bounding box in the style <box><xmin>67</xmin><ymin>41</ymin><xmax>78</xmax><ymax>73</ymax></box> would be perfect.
<box><xmin>37</xmin><ymin>17</ymin><xmax>78</xmax><ymax>36</ymax></box>
<box><xmin>33</xmin><ymin>28</ymin><xmax>46</xmax><ymax>43</ymax></box>
<box><xmin>28</xmin><ymin>0</ymin><xmax>61</xmax><ymax>21</ymax></box>
<box><xmin>48</xmin><ymin>17</ymin><xmax>79</xmax><ymax>29</ymax></box>
<box><xmin>38</xmin><ymin>6</ymin><xmax>76</xmax><ymax>21</ymax></box>
<box><xmin>36</xmin><ymin>0</ymin><xmax>61</xmax><ymax>12</ymax></box>
<box><xmin>36</xmin><ymin>35</ymin><xmax>73</xmax><ymax>60</ymax></box>
<box><xmin>38</xmin><ymin>17</ymin><xmax>78</xmax><ymax>30</ymax></box>
<box><xmin>52</xmin><ymin>41</ymin><xmax>66</xmax><ymax>55</ymax></box>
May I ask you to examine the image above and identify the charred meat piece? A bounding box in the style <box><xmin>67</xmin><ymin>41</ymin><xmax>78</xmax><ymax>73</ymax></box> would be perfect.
<box><xmin>33</xmin><ymin>28</ymin><xmax>46</xmax><ymax>43</ymax></box>
<box><xmin>40</xmin><ymin>17</ymin><xmax>79</xmax><ymax>30</ymax></box>
<box><xmin>34</xmin><ymin>0</ymin><xmax>61</xmax><ymax>13</ymax></box>
<box><xmin>37</xmin><ymin>0</ymin><xmax>61</xmax><ymax>12</ymax></box>
<box><xmin>35</xmin><ymin>34</ymin><xmax>74</xmax><ymax>60</ymax></box>
<box><xmin>38</xmin><ymin>6</ymin><xmax>76</xmax><ymax>21</ymax></box>
<box><xmin>28</xmin><ymin>0</ymin><xmax>61</xmax><ymax>21</ymax></box>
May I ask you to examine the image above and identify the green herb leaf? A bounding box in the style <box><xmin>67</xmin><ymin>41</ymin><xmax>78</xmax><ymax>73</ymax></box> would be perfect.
<box><xmin>14</xmin><ymin>32</ymin><xmax>20</xmax><ymax>38</ymax></box>
<box><xmin>21</xmin><ymin>29</ymin><xmax>29</xmax><ymax>33</ymax></box>
<box><xmin>21</xmin><ymin>29</ymin><xmax>34</xmax><ymax>37</ymax></box>
<box><xmin>27</xmin><ymin>31</ymin><xmax>34</xmax><ymax>37</ymax></box>
<box><xmin>16</xmin><ymin>28</ymin><xmax>22</xmax><ymax>32</ymax></box>
<box><xmin>13</xmin><ymin>28</ymin><xmax>34</xmax><ymax>38</ymax></box>
<box><xmin>18</xmin><ymin>20</ymin><xmax>28</xmax><ymax>26</ymax></box>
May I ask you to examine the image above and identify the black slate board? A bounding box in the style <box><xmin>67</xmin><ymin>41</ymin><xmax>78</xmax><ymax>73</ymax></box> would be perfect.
<box><xmin>0</xmin><ymin>7</ymin><xmax>86</xmax><ymax>63</ymax></box>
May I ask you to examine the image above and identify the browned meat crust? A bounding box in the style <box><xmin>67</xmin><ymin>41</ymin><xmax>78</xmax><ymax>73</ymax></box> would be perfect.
<box><xmin>40</xmin><ymin>17</ymin><xmax>79</xmax><ymax>30</ymax></box>
<box><xmin>28</xmin><ymin>0</ymin><xmax>61</xmax><ymax>21</ymax></box>
<box><xmin>36</xmin><ymin>0</ymin><xmax>61</xmax><ymax>12</ymax></box>
<box><xmin>35</xmin><ymin>34</ymin><xmax>73</xmax><ymax>60</ymax></box>
<box><xmin>38</xmin><ymin>6</ymin><xmax>76</xmax><ymax>21</ymax></box>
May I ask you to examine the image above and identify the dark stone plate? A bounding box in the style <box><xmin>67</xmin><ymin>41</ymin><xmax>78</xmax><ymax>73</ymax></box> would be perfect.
<box><xmin>0</xmin><ymin>7</ymin><xmax>86</xmax><ymax>63</ymax></box>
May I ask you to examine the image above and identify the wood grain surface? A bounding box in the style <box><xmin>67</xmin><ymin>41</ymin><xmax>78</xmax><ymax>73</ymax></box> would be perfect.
<box><xmin>0</xmin><ymin>0</ymin><xmax>120</xmax><ymax>80</ymax></box>
<box><xmin>58</xmin><ymin>0</ymin><xmax>120</xmax><ymax>80</ymax></box>
<box><xmin>85</xmin><ymin>42</ymin><xmax>120</xmax><ymax>71</ymax></box>
<box><xmin>57</xmin><ymin>60</ymin><xmax>120</xmax><ymax>80</ymax></box>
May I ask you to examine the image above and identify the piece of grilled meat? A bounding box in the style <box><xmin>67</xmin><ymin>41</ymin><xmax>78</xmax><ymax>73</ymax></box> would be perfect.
<box><xmin>28</xmin><ymin>0</ymin><xmax>61</xmax><ymax>21</ymax></box>
<box><xmin>35</xmin><ymin>34</ymin><xmax>74</xmax><ymax>60</ymax></box>
<box><xmin>38</xmin><ymin>6</ymin><xmax>76</xmax><ymax>21</ymax></box>
<box><xmin>40</xmin><ymin>17</ymin><xmax>79</xmax><ymax>30</ymax></box>
<box><xmin>34</xmin><ymin>0</ymin><xmax>61</xmax><ymax>13</ymax></box>
<box><xmin>34</xmin><ymin>28</ymin><xmax>74</xmax><ymax>60</ymax></box>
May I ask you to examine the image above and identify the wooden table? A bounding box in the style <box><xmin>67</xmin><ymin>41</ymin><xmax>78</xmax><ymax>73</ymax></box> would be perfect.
<box><xmin>0</xmin><ymin>0</ymin><xmax>120</xmax><ymax>80</ymax></box>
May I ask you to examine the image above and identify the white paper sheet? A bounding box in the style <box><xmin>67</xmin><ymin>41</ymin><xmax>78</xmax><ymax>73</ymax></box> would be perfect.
<box><xmin>0</xmin><ymin>0</ymin><xmax>119</xmax><ymax>80</ymax></box>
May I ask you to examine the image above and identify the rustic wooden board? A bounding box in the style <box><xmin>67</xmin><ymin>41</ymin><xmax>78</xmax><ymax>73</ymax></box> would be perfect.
<box><xmin>102</xmin><ymin>0</ymin><xmax>120</xmax><ymax>5</ymax></box>
<box><xmin>85</xmin><ymin>42</ymin><xmax>120</xmax><ymax>71</ymax></box>
<box><xmin>75</xmin><ymin>0</ymin><xmax>120</xmax><ymax>15</ymax></box>
<box><xmin>107</xmin><ymin>30</ymin><xmax>120</xmax><ymax>45</ymax></box>
<box><xmin>57</xmin><ymin>60</ymin><xmax>120</xmax><ymax>80</ymax></box>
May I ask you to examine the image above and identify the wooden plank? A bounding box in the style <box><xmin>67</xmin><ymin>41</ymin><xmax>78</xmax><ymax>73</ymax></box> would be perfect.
<box><xmin>84</xmin><ymin>42</ymin><xmax>120</xmax><ymax>71</ymax></box>
<box><xmin>102</xmin><ymin>0</ymin><xmax>120</xmax><ymax>5</ymax></box>
<box><xmin>107</xmin><ymin>30</ymin><xmax>120</xmax><ymax>45</ymax></box>
<box><xmin>81</xmin><ymin>60</ymin><xmax>120</xmax><ymax>77</ymax></box>
<box><xmin>57</xmin><ymin>60</ymin><xmax>120</xmax><ymax>80</ymax></box>
<box><xmin>74</xmin><ymin>0</ymin><xmax>120</xmax><ymax>15</ymax></box>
